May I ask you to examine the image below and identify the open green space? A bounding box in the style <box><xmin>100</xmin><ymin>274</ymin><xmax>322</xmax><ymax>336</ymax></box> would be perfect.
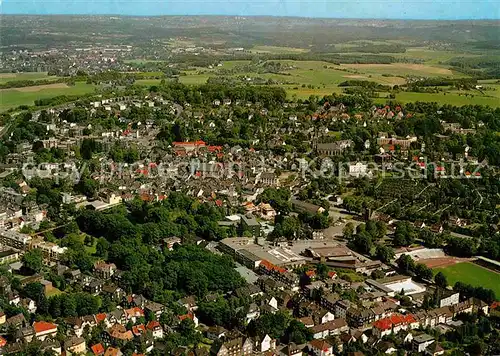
<box><xmin>176</xmin><ymin>59</ymin><xmax>495</xmax><ymax>102</ymax></box>
<box><xmin>392</xmin><ymin>47</ymin><xmax>482</xmax><ymax>64</ymax></box>
<box><xmin>0</xmin><ymin>72</ymin><xmax>59</xmax><ymax>84</ymax></box>
<box><xmin>135</xmin><ymin>79</ymin><xmax>163</xmax><ymax>86</ymax></box>
<box><xmin>126</xmin><ymin>55</ymin><xmax>499</xmax><ymax>105</ymax></box>
<box><xmin>0</xmin><ymin>82</ymin><xmax>95</xmax><ymax>111</ymax></box>
<box><xmin>250</xmin><ymin>45</ymin><xmax>310</xmax><ymax>54</ymax></box>
<box><xmin>434</xmin><ymin>262</ymin><xmax>500</xmax><ymax>297</ymax></box>
<box><xmin>375</xmin><ymin>90</ymin><xmax>500</xmax><ymax>108</ymax></box>
<box><xmin>46</xmin><ymin>287</ymin><xmax>64</xmax><ymax>297</ymax></box>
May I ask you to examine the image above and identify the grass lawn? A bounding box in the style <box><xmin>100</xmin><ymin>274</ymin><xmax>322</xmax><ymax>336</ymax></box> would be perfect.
<box><xmin>0</xmin><ymin>82</ymin><xmax>95</xmax><ymax>111</ymax></box>
<box><xmin>434</xmin><ymin>262</ymin><xmax>500</xmax><ymax>297</ymax></box>
<box><xmin>0</xmin><ymin>72</ymin><xmax>59</xmax><ymax>84</ymax></box>
<box><xmin>46</xmin><ymin>287</ymin><xmax>64</xmax><ymax>297</ymax></box>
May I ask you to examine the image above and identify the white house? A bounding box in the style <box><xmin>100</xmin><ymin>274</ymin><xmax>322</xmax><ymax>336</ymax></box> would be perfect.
<box><xmin>257</xmin><ymin>334</ymin><xmax>276</xmax><ymax>353</ymax></box>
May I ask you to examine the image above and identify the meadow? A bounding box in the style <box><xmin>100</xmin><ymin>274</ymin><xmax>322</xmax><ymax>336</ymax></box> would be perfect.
<box><xmin>176</xmin><ymin>58</ymin><xmax>500</xmax><ymax>105</ymax></box>
<box><xmin>0</xmin><ymin>72</ymin><xmax>59</xmax><ymax>84</ymax></box>
<box><xmin>375</xmin><ymin>89</ymin><xmax>500</xmax><ymax>108</ymax></box>
<box><xmin>5</xmin><ymin>46</ymin><xmax>499</xmax><ymax>112</ymax></box>
<box><xmin>0</xmin><ymin>82</ymin><xmax>95</xmax><ymax>111</ymax></box>
<box><xmin>433</xmin><ymin>262</ymin><xmax>500</xmax><ymax>298</ymax></box>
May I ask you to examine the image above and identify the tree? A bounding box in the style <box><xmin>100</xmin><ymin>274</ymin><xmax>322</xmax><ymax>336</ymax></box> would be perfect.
<box><xmin>286</xmin><ymin>320</ymin><xmax>313</xmax><ymax>344</ymax></box>
<box><xmin>315</xmin><ymin>263</ymin><xmax>328</xmax><ymax>280</ymax></box>
<box><xmin>371</xmin><ymin>269</ymin><xmax>385</xmax><ymax>279</ymax></box>
<box><xmin>350</xmin><ymin>231</ymin><xmax>373</xmax><ymax>255</ymax></box>
<box><xmin>414</xmin><ymin>263</ymin><xmax>433</xmax><ymax>281</ymax></box>
<box><xmin>396</xmin><ymin>254</ymin><xmax>415</xmax><ymax>274</ymax></box>
<box><xmin>342</xmin><ymin>222</ymin><xmax>355</xmax><ymax>239</ymax></box>
<box><xmin>251</xmin><ymin>311</ymin><xmax>290</xmax><ymax>340</ymax></box>
<box><xmin>22</xmin><ymin>249</ymin><xmax>44</xmax><ymax>274</ymax></box>
<box><xmin>434</xmin><ymin>272</ymin><xmax>448</xmax><ymax>288</ymax></box>
<box><xmin>375</xmin><ymin>245</ymin><xmax>395</xmax><ymax>263</ymax></box>
<box><xmin>393</xmin><ymin>221</ymin><xmax>415</xmax><ymax>247</ymax></box>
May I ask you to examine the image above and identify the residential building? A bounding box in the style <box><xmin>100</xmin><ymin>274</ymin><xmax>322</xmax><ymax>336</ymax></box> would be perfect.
<box><xmin>316</xmin><ymin>140</ymin><xmax>353</xmax><ymax>156</ymax></box>
<box><xmin>146</xmin><ymin>320</ymin><xmax>163</xmax><ymax>339</ymax></box>
<box><xmin>437</xmin><ymin>290</ymin><xmax>460</xmax><ymax>308</ymax></box>
<box><xmin>412</xmin><ymin>334</ymin><xmax>435</xmax><ymax>353</ymax></box>
<box><xmin>212</xmin><ymin>336</ymin><xmax>253</xmax><ymax>356</ymax></box>
<box><xmin>33</xmin><ymin>321</ymin><xmax>58</xmax><ymax>341</ymax></box>
<box><xmin>0</xmin><ymin>249</ymin><xmax>19</xmax><ymax>265</ymax></box>
<box><xmin>94</xmin><ymin>262</ymin><xmax>117</xmax><ymax>279</ymax></box>
<box><xmin>0</xmin><ymin>230</ymin><xmax>32</xmax><ymax>250</ymax></box>
<box><xmin>309</xmin><ymin>339</ymin><xmax>333</xmax><ymax>356</ymax></box>
<box><xmin>65</xmin><ymin>336</ymin><xmax>87</xmax><ymax>355</ymax></box>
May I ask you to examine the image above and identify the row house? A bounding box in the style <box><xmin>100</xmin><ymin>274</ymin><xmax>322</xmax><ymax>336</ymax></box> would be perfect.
<box><xmin>310</xmin><ymin>319</ymin><xmax>349</xmax><ymax>339</ymax></box>
<box><xmin>212</xmin><ymin>336</ymin><xmax>253</xmax><ymax>356</ymax></box>
<box><xmin>346</xmin><ymin>307</ymin><xmax>375</xmax><ymax>328</ymax></box>
<box><xmin>312</xmin><ymin>310</ymin><xmax>335</xmax><ymax>326</ymax></box>
<box><xmin>414</xmin><ymin>307</ymin><xmax>453</xmax><ymax>328</ymax></box>
<box><xmin>320</xmin><ymin>292</ymin><xmax>340</xmax><ymax>313</ymax></box>
<box><xmin>373</xmin><ymin>314</ymin><xmax>418</xmax><ymax>338</ymax></box>
<box><xmin>451</xmin><ymin>298</ymin><xmax>488</xmax><ymax>316</ymax></box>
<box><xmin>0</xmin><ymin>230</ymin><xmax>32</xmax><ymax>250</ymax></box>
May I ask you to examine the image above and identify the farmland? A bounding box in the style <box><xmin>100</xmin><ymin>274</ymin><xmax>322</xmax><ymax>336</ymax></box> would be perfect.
<box><xmin>173</xmin><ymin>58</ymin><xmax>500</xmax><ymax>105</ymax></box>
<box><xmin>375</xmin><ymin>87</ymin><xmax>500</xmax><ymax>108</ymax></box>
<box><xmin>0</xmin><ymin>72</ymin><xmax>59</xmax><ymax>84</ymax></box>
<box><xmin>433</xmin><ymin>262</ymin><xmax>500</xmax><ymax>298</ymax></box>
<box><xmin>0</xmin><ymin>82</ymin><xmax>95</xmax><ymax>111</ymax></box>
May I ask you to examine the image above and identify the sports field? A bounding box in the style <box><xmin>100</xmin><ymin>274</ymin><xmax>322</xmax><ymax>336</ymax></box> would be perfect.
<box><xmin>433</xmin><ymin>262</ymin><xmax>500</xmax><ymax>297</ymax></box>
<box><xmin>0</xmin><ymin>82</ymin><xmax>95</xmax><ymax>111</ymax></box>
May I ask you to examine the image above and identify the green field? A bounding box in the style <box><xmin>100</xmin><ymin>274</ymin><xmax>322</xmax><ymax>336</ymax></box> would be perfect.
<box><xmin>434</xmin><ymin>262</ymin><xmax>500</xmax><ymax>298</ymax></box>
<box><xmin>135</xmin><ymin>79</ymin><xmax>163</xmax><ymax>86</ymax></box>
<box><xmin>119</xmin><ymin>50</ymin><xmax>500</xmax><ymax>106</ymax></box>
<box><xmin>0</xmin><ymin>82</ymin><xmax>95</xmax><ymax>111</ymax></box>
<box><xmin>176</xmin><ymin>59</ymin><xmax>495</xmax><ymax>102</ymax></box>
<box><xmin>0</xmin><ymin>72</ymin><xmax>59</xmax><ymax>84</ymax></box>
<box><xmin>392</xmin><ymin>47</ymin><xmax>482</xmax><ymax>65</ymax></box>
<box><xmin>375</xmin><ymin>90</ymin><xmax>500</xmax><ymax>108</ymax></box>
<box><xmin>251</xmin><ymin>45</ymin><xmax>310</xmax><ymax>54</ymax></box>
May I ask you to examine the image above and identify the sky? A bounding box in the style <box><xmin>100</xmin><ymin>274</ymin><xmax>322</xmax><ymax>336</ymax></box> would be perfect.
<box><xmin>2</xmin><ymin>0</ymin><xmax>499</xmax><ymax>19</ymax></box>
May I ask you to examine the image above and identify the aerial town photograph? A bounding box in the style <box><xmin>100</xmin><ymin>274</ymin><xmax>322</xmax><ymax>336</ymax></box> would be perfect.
<box><xmin>0</xmin><ymin>0</ymin><xmax>499</xmax><ymax>355</ymax></box>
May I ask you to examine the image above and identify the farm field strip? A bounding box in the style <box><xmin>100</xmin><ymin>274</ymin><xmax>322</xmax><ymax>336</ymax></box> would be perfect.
<box><xmin>0</xmin><ymin>82</ymin><xmax>95</xmax><ymax>111</ymax></box>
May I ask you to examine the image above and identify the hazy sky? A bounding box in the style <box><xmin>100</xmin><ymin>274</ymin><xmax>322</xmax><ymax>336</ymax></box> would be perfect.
<box><xmin>2</xmin><ymin>0</ymin><xmax>499</xmax><ymax>19</ymax></box>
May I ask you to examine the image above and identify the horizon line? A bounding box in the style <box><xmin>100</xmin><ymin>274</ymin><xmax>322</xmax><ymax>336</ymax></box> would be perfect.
<box><xmin>1</xmin><ymin>13</ymin><xmax>499</xmax><ymax>21</ymax></box>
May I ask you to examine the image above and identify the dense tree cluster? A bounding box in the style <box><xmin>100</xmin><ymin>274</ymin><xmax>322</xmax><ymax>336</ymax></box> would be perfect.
<box><xmin>453</xmin><ymin>281</ymin><xmax>497</xmax><ymax>304</ymax></box>
<box><xmin>396</xmin><ymin>254</ymin><xmax>433</xmax><ymax>281</ymax></box>
<box><xmin>76</xmin><ymin>198</ymin><xmax>244</xmax><ymax>299</ymax></box>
